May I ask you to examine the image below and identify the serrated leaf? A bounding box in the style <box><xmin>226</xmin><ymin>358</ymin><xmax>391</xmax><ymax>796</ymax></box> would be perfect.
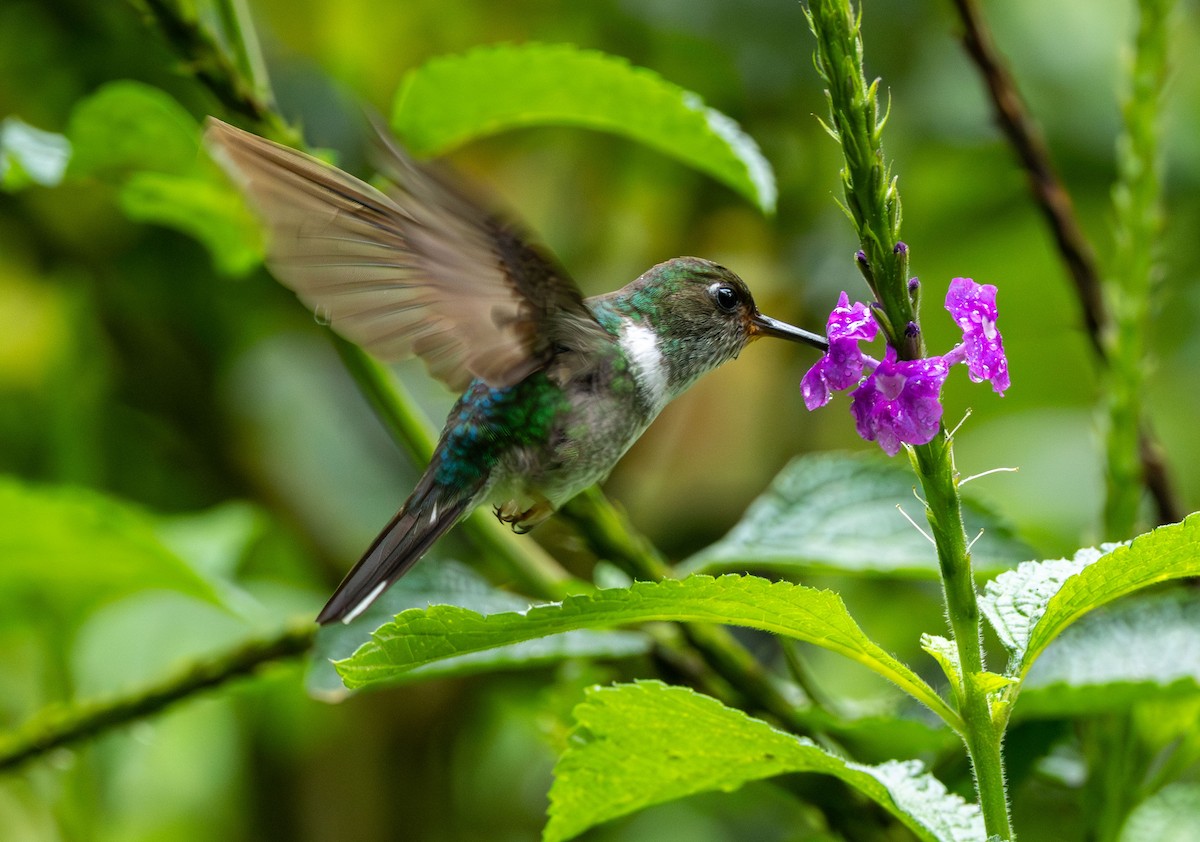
<box><xmin>979</xmin><ymin>545</ymin><xmax>1112</xmax><ymax>656</ymax></box>
<box><xmin>0</xmin><ymin>477</ymin><xmax>224</xmax><ymax>624</ymax></box>
<box><xmin>682</xmin><ymin>453</ymin><xmax>1030</xmax><ymax>579</ymax></box>
<box><xmin>0</xmin><ymin>117</ymin><xmax>71</xmax><ymax>190</ymax></box>
<box><xmin>119</xmin><ymin>170</ymin><xmax>262</xmax><ymax>276</ymax></box>
<box><xmin>336</xmin><ymin>574</ymin><xmax>956</xmax><ymax>725</ymax></box>
<box><xmin>1118</xmin><ymin>782</ymin><xmax>1200</xmax><ymax>842</ymax></box>
<box><xmin>1015</xmin><ymin>591</ymin><xmax>1200</xmax><ymax>717</ymax></box>
<box><xmin>309</xmin><ymin>560</ymin><xmax>648</xmax><ymax>701</ymax></box>
<box><xmin>393</xmin><ymin>43</ymin><xmax>776</xmax><ymax>213</ymax></box>
<box><xmin>981</xmin><ymin>515</ymin><xmax>1200</xmax><ymax>682</ymax></box>
<box><xmin>67</xmin><ymin>80</ymin><xmax>200</xmax><ymax>180</ymax></box>
<box><xmin>544</xmin><ymin>681</ymin><xmax>983</xmax><ymax>842</ymax></box>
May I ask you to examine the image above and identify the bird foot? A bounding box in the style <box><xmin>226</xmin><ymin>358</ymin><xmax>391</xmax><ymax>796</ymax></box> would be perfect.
<box><xmin>493</xmin><ymin>499</ymin><xmax>554</xmax><ymax>534</ymax></box>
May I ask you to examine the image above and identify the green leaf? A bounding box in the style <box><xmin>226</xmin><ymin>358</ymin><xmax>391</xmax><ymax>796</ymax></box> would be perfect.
<box><xmin>393</xmin><ymin>43</ymin><xmax>776</xmax><ymax>213</ymax></box>
<box><xmin>119</xmin><ymin>170</ymin><xmax>262</xmax><ymax>276</ymax></box>
<box><xmin>979</xmin><ymin>546</ymin><xmax>1108</xmax><ymax>659</ymax></box>
<box><xmin>921</xmin><ymin>634</ymin><xmax>961</xmax><ymax>696</ymax></box>
<box><xmin>0</xmin><ymin>477</ymin><xmax>224</xmax><ymax>624</ymax></box>
<box><xmin>544</xmin><ymin>681</ymin><xmax>983</xmax><ymax>842</ymax></box>
<box><xmin>0</xmin><ymin>117</ymin><xmax>71</xmax><ymax>190</ymax></box>
<box><xmin>59</xmin><ymin>81</ymin><xmax>263</xmax><ymax>275</ymax></box>
<box><xmin>1118</xmin><ymin>782</ymin><xmax>1200</xmax><ymax>842</ymax></box>
<box><xmin>981</xmin><ymin>515</ymin><xmax>1200</xmax><ymax>682</ymax></box>
<box><xmin>1015</xmin><ymin>590</ymin><xmax>1200</xmax><ymax>717</ymax></box>
<box><xmin>336</xmin><ymin>574</ymin><xmax>957</xmax><ymax>726</ymax></box>
<box><xmin>66</xmin><ymin>80</ymin><xmax>200</xmax><ymax>180</ymax></box>
<box><xmin>310</xmin><ymin>560</ymin><xmax>648</xmax><ymax>701</ymax></box>
<box><xmin>682</xmin><ymin>453</ymin><xmax>1030</xmax><ymax>579</ymax></box>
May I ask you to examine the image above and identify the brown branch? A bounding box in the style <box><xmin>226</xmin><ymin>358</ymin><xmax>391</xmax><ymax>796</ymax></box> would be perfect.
<box><xmin>950</xmin><ymin>0</ymin><xmax>1183</xmax><ymax>525</ymax></box>
<box><xmin>951</xmin><ymin>0</ymin><xmax>1107</xmax><ymax>358</ymax></box>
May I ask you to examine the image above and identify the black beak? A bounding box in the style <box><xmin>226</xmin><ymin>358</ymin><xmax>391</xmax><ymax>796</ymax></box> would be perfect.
<box><xmin>750</xmin><ymin>312</ymin><xmax>829</xmax><ymax>352</ymax></box>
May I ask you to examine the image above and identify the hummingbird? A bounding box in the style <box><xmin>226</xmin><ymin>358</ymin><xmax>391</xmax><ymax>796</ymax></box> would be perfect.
<box><xmin>204</xmin><ymin>118</ymin><xmax>828</xmax><ymax>624</ymax></box>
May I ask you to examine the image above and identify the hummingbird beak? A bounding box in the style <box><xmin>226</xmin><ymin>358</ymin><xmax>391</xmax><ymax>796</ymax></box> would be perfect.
<box><xmin>750</xmin><ymin>312</ymin><xmax>829</xmax><ymax>352</ymax></box>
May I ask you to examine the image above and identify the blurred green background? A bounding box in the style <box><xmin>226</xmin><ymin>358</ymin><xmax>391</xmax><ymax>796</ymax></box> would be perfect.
<box><xmin>1</xmin><ymin>0</ymin><xmax>1198</xmax><ymax>839</ymax></box>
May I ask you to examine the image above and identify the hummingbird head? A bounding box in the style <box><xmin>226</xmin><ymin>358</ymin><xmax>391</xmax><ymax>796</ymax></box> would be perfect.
<box><xmin>602</xmin><ymin>257</ymin><xmax>827</xmax><ymax>404</ymax></box>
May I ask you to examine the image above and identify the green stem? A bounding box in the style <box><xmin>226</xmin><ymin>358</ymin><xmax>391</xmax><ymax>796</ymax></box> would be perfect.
<box><xmin>1102</xmin><ymin>0</ymin><xmax>1172</xmax><ymax>540</ymax></box>
<box><xmin>134</xmin><ymin>0</ymin><xmax>300</xmax><ymax>145</ymax></box>
<box><xmin>330</xmin><ymin>334</ymin><xmax>437</xmax><ymax>464</ymax></box>
<box><xmin>1081</xmin><ymin>716</ymin><xmax>1140</xmax><ymax>842</ymax></box>
<box><xmin>212</xmin><ymin>0</ymin><xmax>276</xmax><ymax>109</ymax></box>
<box><xmin>0</xmin><ymin>622</ymin><xmax>315</xmax><ymax>772</ymax></box>
<box><xmin>913</xmin><ymin>439</ymin><xmax>1011</xmax><ymax>838</ymax></box>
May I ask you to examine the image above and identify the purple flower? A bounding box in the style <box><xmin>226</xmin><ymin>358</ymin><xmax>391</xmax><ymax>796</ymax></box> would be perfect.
<box><xmin>800</xmin><ymin>292</ymin><xmax>879</xmax><ymax>410</ymax></box>
<box><xmin>849</xmin><ymin>348</ymin><xmax>950</xmax><ymax>456</ymax></box>
<box><xmin>944</xmin><ymin>277</ymin><xmax>1009</xmax><ymax>395</ymax></box>
<box><xmin>801</xmin><ymin>275</ymin><xmax>1010</xmax><ymax>457</ymax></box>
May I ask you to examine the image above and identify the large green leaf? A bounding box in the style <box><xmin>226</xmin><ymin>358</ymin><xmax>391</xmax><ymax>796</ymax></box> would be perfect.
<box><xmin>544</xmin><ymin>681</ymin><xmax>982</xmax><ymax>842</ymax></box>
<box><xmin>336</xmin><ymin>574</ymin><xmax>956</xmax><ymax>725</ymax></box>
<box><xmin>980</xmin><ymin>515</ymin><xmax>1200</xmax><ymax>682</ymax></box>
<box><xmin>0</xmin><ymin>477</ymin><xmax>223</xmax><ymax>623</ymax></box>
<box><xmin>310</xmin><ymin>560</ymin><xmax>648</xmax><ymax>700</ymax></box>
<box><xmin>682</xmin><ymin>453</ymin><xmax>1030</xmax><ymax>579</ymax></box>
<box><xmin>1014</xmin><ymin>590</ymin><xmax>1200</xmax><ymax>717</ymax></box>
<box><xmin>393</xmin><ymin>43</ymin><xmax>776</xmax><ymax>213</ymax></box>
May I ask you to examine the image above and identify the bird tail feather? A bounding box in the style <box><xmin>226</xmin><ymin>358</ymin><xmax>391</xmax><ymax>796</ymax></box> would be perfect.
<box><xmin>316</xmin><ymin>472</ymin><xmax>480</xmax><ymax>625</ymax></box>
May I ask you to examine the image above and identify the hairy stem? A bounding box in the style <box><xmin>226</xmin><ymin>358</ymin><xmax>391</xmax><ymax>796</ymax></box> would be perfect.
<box><xmin>913</xmin><ymin>440</ymin><xmax>1011</xmax><ymax>837</ymax></box>
<box><xmin>949</xmin><ymin>0</ymin><xmax>1182</xmax><ymax>527</ymax></box>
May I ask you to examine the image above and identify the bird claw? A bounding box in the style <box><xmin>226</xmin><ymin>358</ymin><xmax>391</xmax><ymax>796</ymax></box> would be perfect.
<box><xmin>493</xmin><ymin>499</ymin><xmax>553</xmax><ymax>533</ymax></box>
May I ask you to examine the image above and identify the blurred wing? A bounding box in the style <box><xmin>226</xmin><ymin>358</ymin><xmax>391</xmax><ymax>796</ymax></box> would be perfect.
<box><xmin>204</xmin><ymin>117</ymin><xmax>603</xmax><ymax>390</ymax></box>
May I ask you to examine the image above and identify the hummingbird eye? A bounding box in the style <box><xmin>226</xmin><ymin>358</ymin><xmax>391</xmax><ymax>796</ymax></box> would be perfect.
<box><xmin>710</xmin><ymin>284</ymin><xmax>741</xmax><ymax>314</ymax></box>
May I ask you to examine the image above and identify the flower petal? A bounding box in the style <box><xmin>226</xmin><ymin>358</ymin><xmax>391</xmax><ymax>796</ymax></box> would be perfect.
<box><xmin>800</xmin><ymin>292</ymin><xmax>880</xmax><ymax>410</ymax></box>
<box><xmin>850</xmin><ymin>348</ymin><xmax>950</xmax><ymax>456</ymax></box>
<box><xmin>945</xmin><ymin>277</ymin><xmax>1010</xmax><ymax>395</ymax></box>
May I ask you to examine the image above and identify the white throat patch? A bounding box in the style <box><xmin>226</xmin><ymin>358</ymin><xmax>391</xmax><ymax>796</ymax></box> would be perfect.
<box><xmin>619</xmin><ymin>320</ymin><xmax>669</xmax><ymax>414</ymax></box>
